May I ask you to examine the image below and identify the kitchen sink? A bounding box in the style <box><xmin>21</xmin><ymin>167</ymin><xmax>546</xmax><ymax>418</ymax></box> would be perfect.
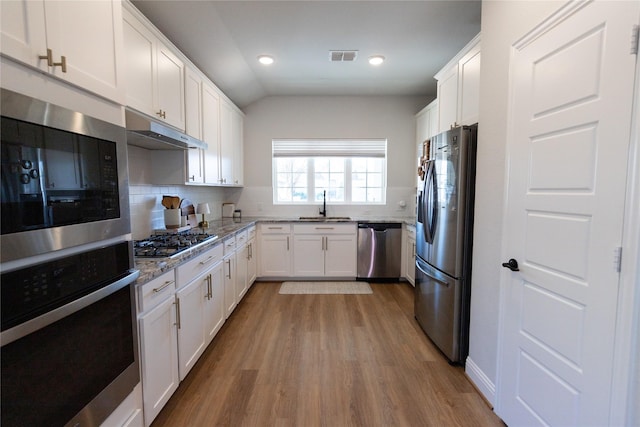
<box><xmin>298</xmin><ymin>216</ymin><xmax>351</xmax><ymax>222</ymax></box>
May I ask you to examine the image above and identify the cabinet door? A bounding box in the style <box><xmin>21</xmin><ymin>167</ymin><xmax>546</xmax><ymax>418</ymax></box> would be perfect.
<box><xmin>219</xmin><ymin>101</ymin><xmax>234</xmax><ymax>185</ymax></box>
<box><xmin>223</xmin><ymin>254</ymin><xmax>237</xmax><ymax>318</ymax></box>
<box><xmin>457</xmin><ymin>45</ymin><xmax>481</xmax><ymax>126</ymax></box>
<box><xmin>437</xmin><ymin>64</ymin><xmax>458</xmax><ymax>133</ymax></box>
<box><xmin>1</xmin><ymin>0</ymin><xmax>125</xmax><ymax>103</ymax></box>
<box><xmin>202</xmin><ymin>82</ymin><xmax>221</xmax><ymax>184</ymax></box>
<box><xmin>232</xmin><ymin>109</ymin><xmax>243</xmax><ymax>185</ymax></box>
<box><xmin>123</xmin><ymin>10</ymin><xmax>155</xmax><ymax>116</ymax></box>
<box><xmin>0</xmin><ymin>0</ymin><xmax>46</xmax><ymax>71</ymax></box>
<box><xmin>406</xmin><ymin>237</ymin><xmax>416</xmax><ymax>286</ymax></box>
<box><xmin>184</xmin><ymin>67</ymin><xmax>203</xmax><ymax>184</ymax></box>
<box><xmin>203</xmin><ymin>262</ymin><xmax>224</xmax><ymax>345</ymax></box>
<box><xmin>293</xmin><ymin>235</ymin><xmax>324</xmax><ymax>276</ymax></box>
<box><xmin>247</xmin><ymin>240</ymin><xmax>257</xmax><ymax>286</ymax></box>
<box><xmin>259</xmin><ymin>234</ymin><xmax>291</xmax><ymax>277</ymax></box>
<box><xmin>156</xmin><ymin>44</ymin><xmax>185</xmax><ymax>130</ymax></box>
<box><xmin>43</xmin><ymin>0</ymin><xmax>125</xmax><ymax>103</ymax></box>
<box><xmin>324</xmin><ymin>234</ymin><xmax>357</xmax><ymax>277</ymax></box>
<box><xmin>139</xmin><ymin>296</ymin><xmax>179</xmax><ymax>426</ymax></box>
<box><xmin>236</xmin><ymin>244</ymin><xmax>249</xmax><ymax>300</ymax></box>
<box><xmin>175</xmin><ymin>278</ymin><xmax>205</xmax><ymax>381</ymax></box>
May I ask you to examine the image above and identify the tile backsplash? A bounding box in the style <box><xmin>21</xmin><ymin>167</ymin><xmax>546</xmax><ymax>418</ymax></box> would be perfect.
<box><xmin>128</xmin><ymin>184</ymin><xmax>238</xmax><ymax>239</ymax></box>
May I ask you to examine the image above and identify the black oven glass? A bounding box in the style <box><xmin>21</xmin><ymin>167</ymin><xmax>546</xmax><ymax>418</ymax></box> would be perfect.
<box><xmin>1</xmin><ymin>115</ymin><xmax>120</xmax><ymax>235</ymax></box>
<box><xmin>1</xmin><ymin>242</ymin><xmax>131</xmax><ymax>331</ymax></box>
<box><xmin>0</xmin><ymin>285</ymin><xmax>134</xmax><ymax>427</ymax></box>
<box><xmin>0</xmin><ymin>241</ymin><xmax>135</xmax><ymax>427</ymax></box>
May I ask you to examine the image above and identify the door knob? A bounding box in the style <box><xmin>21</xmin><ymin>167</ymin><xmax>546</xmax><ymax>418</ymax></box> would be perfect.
<box><xmin>502</xmin><ymin>258</ymin><xmax>519</xmax><ymax>271</ymax></box>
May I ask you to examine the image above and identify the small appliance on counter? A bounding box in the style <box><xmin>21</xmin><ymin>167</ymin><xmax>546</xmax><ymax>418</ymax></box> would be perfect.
<box><xmin>222</xmin><ymin>203</ymin><xmax>235</xmax><ymax>218</ymax></box>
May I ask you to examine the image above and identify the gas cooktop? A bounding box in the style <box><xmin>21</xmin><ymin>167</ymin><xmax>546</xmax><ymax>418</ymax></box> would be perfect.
<box><xmin>134</xmin><ymin>231</ymin><xmax>218</xmax><ymax>258</ymax></box>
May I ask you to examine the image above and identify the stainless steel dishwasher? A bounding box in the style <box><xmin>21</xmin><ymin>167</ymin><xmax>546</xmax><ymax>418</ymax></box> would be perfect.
<box><xmin>357</xmin><ymin>222</ymin><xmax>402</xmax><ymax>279</ymax></box>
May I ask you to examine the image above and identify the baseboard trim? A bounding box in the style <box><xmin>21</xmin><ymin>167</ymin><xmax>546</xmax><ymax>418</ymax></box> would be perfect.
<box><xmin>465</xmin><ymin>356</ymin><xmax>496</xmax><ymax>408</ymax></box>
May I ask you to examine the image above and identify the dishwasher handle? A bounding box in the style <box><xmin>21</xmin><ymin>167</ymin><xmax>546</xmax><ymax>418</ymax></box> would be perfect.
<box><xmin>357</xmin><ymin>222</ymin><xmax>402</xmax><ymax>232</ymax></box>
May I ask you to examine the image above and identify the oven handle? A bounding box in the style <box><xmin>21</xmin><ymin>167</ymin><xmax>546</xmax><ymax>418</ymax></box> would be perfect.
<box><xmin>1</xmin><ymin>269</ymin><xmax>140</xmax><ymax>346</ymax></box>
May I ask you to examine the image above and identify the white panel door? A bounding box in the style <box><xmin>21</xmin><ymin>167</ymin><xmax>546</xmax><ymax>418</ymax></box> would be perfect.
<box><xmin>497</xmin><ymin>2</ymin><xmax>638</xmax><ymax>426</ymax></box>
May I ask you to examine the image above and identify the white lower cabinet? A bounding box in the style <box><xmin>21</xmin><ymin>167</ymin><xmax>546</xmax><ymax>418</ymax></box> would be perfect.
<box><xmin>236</xmin><ymin>242</ymin><xmax>249</xmax><ymax>300</ymax></box>
<box><xmin>258</xmin><ymin>224</ymin><xmax>292</xmax><ymax>277</ymax></box>
<box><xmin>138</xmin><ymin>271</ymin><xmax>179</xmax><ymax>427</ymax></box>
<box><xmin>292</xmin><ymin>224</ymin><xmax>357</xmax><ymax>278</ymax></box>
<box><xmin>175</xmin><ymin>276</ymin><xmax>206</xmax><ymax>381</ymax></box>
<box><xmin>138</xmin><ymin>243</ymin><xmax>224</xmax><ymax>426</ymax></box>
<box><xmin>223</xmin><ymin>251</ymin><xmax>237</xmax><ymax>318</ymax></box>
<box><xmin>204</xmin><ymin>261</ymin><xmax>225</xmax><ymax>345</ymax></box>
<box><xmin>404</xmin><ymin>225</ymin><xmax>416</xmax><ymax>286</ymax></box>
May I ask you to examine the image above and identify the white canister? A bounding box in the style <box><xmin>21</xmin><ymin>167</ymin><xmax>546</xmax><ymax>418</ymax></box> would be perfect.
<box><xmin>163</xmin><ymin>209</ymin><xmax>181</xmax><ymax>229</ymax></box>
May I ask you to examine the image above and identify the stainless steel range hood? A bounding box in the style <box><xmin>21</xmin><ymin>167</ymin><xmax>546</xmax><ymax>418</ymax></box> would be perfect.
<box><xmin>125</xmin><ymin>109</ymin><xmax>207</xmax><ymax>150</ymax></box>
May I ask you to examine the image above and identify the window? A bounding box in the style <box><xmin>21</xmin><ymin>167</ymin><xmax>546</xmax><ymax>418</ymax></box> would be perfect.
<box><xmin>272</xmin><ymin>139</ymin><xmax>386</xmax><ymax>204</ymax></box>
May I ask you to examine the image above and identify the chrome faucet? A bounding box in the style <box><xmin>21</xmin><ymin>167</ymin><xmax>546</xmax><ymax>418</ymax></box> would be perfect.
<box><xmin>319</xmin><ymin>190</ymin><xmax>327</xmax><ymax>217</ymax></box>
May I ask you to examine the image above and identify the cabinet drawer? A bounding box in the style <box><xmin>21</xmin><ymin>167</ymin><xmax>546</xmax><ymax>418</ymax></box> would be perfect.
<box><xmin>235</xmin><ymin>230</ymin><xmax>248</xmax><ymax>247</ymax></box>
<box><xmin>293</xmin><ymin>223</ymin><xmax>356</xmax><ymax>235</ymax></box>
<box><xmin>176</xmin><ymin>243</ymin><xmax>223</xmax><ymax>287</ymax></box>
<box><xmin>223</xmin><ymin>236</ymin><xmax>236</xmax><ymax>254</ymax></box>
<box><xmin>247</xmin><ymin>225</ymin><xmax>256</xmax><ymax>240</ymax></box>
<box><xmin>138</xmin><ymin>270</ymin><xmax>176</xmax><ymax>314</ymax></box>
<box><xmin>260</xmin><ymin>224</ymin><xmax>291</xmax><ymax>234</ymax></box>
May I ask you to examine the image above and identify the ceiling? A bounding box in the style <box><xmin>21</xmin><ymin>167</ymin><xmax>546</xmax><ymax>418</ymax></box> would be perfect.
<box><xmin>131</xmin><ymin>1</ymin><xmax>482</xmax><ymax>109</ymax></box>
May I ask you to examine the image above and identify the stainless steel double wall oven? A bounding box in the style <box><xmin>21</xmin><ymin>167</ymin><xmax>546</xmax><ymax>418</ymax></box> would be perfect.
<box><xmin>0</xmin><ymin>89</ymin><xmax>139</xmax><ymax>427</ymax></box>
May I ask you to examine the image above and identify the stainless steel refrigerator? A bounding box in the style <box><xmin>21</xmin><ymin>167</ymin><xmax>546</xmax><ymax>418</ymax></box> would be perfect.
<box><xmin>415</xmin><ymin>124</ymin><xmax>477</xmax><ymax>364</ymax></box>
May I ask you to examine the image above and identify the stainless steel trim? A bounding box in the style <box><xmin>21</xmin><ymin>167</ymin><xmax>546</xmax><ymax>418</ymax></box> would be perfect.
<box><xmin>175</xmin><ymin>298</ymin><xmax>181</xmax><ymax>329</ymax></box>
<box><xmin>0</xmin><ymin>269</ymin><xmax>140</xmax><ymax>346</ymax></box>
<box><xmin>125</xmin><ymin>109</ymin><xmax>207</xmax><ymax>150</ymax></box>
<box><xmin>0</xmin><ymin>89</ymin><xmax>131</xmax><ymax>263</ymax></box>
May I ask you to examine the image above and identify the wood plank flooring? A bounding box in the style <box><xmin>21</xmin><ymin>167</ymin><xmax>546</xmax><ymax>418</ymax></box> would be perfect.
<box><xmin>151</xmin><ymin>282</ymin><xmax>505</xmax><ymax>427</ymax></box>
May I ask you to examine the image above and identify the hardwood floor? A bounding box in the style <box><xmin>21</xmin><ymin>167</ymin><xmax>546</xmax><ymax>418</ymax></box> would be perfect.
<box><xmin>151</xmin><ymin>282</ymin><xmax>504</xmax><ymax>427</ymax></box>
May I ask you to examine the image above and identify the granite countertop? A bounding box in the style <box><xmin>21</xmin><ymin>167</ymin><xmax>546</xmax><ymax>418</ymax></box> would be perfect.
<box><xmin>134</xmin><ymin>216</ymin><xmax>416</xmax><ymax>285</ymax></box>
<box><xmin>134</xmin><ymin>218</ymin><xmax>257</xmax><ymax>285</ymax></box>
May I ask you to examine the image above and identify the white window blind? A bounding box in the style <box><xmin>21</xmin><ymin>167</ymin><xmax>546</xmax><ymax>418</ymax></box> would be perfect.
<box><xmin>272</xmin><ymin>139</ymin><xmax>386</xmax><ymax>158</ymax></box>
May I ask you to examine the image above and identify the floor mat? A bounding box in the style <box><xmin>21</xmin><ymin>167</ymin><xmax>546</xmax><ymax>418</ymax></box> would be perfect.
<box><xmin>279</xmin><ymin>281</ymin><xmax>372</xmax><ymax>294</ymax></box>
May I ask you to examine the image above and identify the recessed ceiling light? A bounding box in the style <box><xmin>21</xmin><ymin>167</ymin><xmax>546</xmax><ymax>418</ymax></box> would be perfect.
<box><xmin>368</xmin><ymin>55</ymin><xmax>385</xmax><ymax>66</ymax></box>
<box><xmin>258</xmin><ymin>55</ymin><xmax>274</xmax><ymax>65</ymax></box>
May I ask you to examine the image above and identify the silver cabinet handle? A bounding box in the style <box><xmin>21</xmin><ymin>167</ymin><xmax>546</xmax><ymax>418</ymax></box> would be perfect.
<box><xmin>286</xmin><ymin>236</ymin><xmax>290</xmax><ymax>251</ymax></box>
<box><xmin>153</xmin><ymin>280</ymin><xmax>175</xmax><ymax>293</ymax></box>
<box><xmin>174</xmin><ymin>298</ymin><xmax>181</xmax><ymax>329</ymax></box>
<box><xmin>207</xmin><ymin>274</ymin><xmax>213</xmax><ymax>299</ymax></box>
<box><xmin>315</xmin><ymin>227</ymin><xmax>334</xmax><ymax>230</ymax></box>
<box><xmin>226</xmin><ymin>259</ymin><xmax>232</xmax><ymax>279</ymax></box>
<box><xmin>199</xmin><ymin>256</ymin><xmax>215</xmax><ymax>265</ymax></box>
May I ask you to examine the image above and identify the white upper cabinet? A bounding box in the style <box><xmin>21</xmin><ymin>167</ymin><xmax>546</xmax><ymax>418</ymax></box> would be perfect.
<box><xmin>219</xmin><ymin>100</ymin><xmax>244</xmax><ymax>186</ymax></box>
<box><xmin>123</xmin><ymin>6</ymin><xmax>185</xmax><ymax>130</ymax></box>
<box><xmin>435</xmin><ymin>34</ymin><xmax>481</xmax><ymax>133</ymax></box>
<box><xmin>185</xmin><ymin>66</ymin><xmax>204</xmax><ymax>184</ymax></box>
<box><xmin>0</xmin><ymin>0</ymin><xmax>126</xmax><ymax>104</ymax></box>
<box><xmin>202</xmin><ymin>82</ymin><xmax>221</xmax><ymax>185</ymax></box>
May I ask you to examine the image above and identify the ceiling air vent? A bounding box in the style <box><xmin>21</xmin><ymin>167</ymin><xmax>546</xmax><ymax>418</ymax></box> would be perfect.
<box><xmin>330</xmin><ymin>50</ymin><xmax>358</xmax><ymax>62</ymax></box>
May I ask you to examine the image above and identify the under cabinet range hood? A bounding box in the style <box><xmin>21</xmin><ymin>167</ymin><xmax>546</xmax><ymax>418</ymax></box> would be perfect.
<box><xmin>125</xmin><ymin>109</ymin><xmax>207</xmax><ymax>150</ymax></box>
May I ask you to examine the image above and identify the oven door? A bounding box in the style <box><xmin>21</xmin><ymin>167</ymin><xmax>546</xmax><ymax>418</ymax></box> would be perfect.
<box><xmin>1</xmin><ymin>251</ymin><xmax>139</xmax><ymax>427</ymax></box>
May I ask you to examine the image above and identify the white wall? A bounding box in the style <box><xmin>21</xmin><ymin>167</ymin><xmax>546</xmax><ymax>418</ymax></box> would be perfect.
<box><xmin>234</xmin><ymin>95</ymin><xmax>430</xmax><ymax>219</ymax></box>
<box><xmin>465</xmin><ymin>0</ymin><xmax>562</xmax><ymax>404</ymax></box>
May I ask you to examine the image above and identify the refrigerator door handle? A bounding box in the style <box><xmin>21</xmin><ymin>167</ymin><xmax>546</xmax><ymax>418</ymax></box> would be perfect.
<box><xmin>423</xmin><ymin>160</ymin><xmax>437</xmax><ymax>244</ymax></box>
<box><xmin>416</xmin><ymin>256</ymin><xmax>450</xmax><ymax>286</ymax></box>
